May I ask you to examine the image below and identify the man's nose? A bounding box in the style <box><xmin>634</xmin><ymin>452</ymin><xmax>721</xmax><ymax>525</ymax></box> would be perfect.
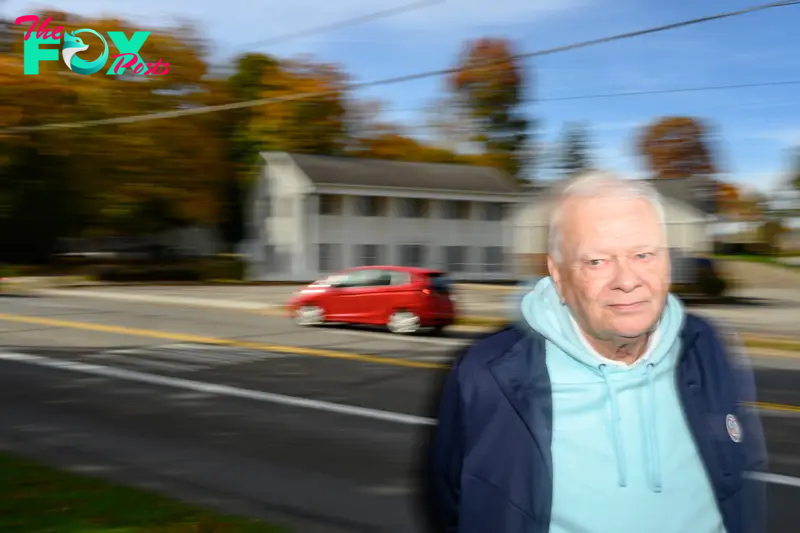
<box><xmin>611</xmin><ymin>258</ymin><xmax>642</xmax><ymax>292</ymax></box>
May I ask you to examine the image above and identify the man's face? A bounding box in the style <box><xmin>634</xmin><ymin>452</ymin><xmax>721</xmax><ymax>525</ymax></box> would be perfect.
<box><xmin>548</xmin><ymin>194</ymin><xmax>671</xmax><ymax>342</ymax></box>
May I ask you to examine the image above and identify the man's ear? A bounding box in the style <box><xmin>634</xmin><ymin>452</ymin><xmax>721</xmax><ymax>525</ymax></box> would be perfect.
<box><xmin>547</xmin><ymin>255</ymin><xmax>565</xmax><ymax>303</ymax></box>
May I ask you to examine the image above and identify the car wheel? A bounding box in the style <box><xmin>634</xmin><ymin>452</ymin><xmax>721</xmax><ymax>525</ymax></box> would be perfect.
<box><xmin>430</xmin><ymin>324</ymin><xmax>446</xmax><ymax>336</ymax></box>
<box><xmin>295</xmin><ymin>305</ymin><xmax>325</xmax><ymax>327</ymax></box>
<box><xmin>387</xmin><ymin>310</ymin><xmax>420</xmax><ymax>334</ymax></box>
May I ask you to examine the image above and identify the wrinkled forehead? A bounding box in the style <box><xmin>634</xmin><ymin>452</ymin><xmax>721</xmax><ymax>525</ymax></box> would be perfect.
<box><xmin>560</xmin><ymin>195</ymin><xmax>665</xmax><ymax>255</ymax></box>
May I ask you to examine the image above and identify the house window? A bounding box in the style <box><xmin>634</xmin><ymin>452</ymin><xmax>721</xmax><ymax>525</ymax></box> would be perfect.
<box><xmin>443</xmin><ymin>246</ymin><xmax>469</xmax><ymax>272</ymax></box>
<box><xmin>319</xmin><ymin>194</ymin><xmax>341</xmax><ymax>215</ymax></box>
<box><xmin>397</xmin><ymin>198</ymin><xmax>428</xmax><ymax>218</ymax></box>
<box><xmin>483</xmin><ymin>246</ymin><xmax>504</xmax><ymax>272</ymax></box>
<box><xmin>354</xmin><ymin>196</ymin><xmax>384</xmax><ymax>216</ymax></box>
<box><xmin>442</xmin><ymin>200</ymin><xmax>470</xmax><ymax>219</ymax></box>
<box><xmin>356</xmin><ymin>244</ymin><xmax>383</xmax><ymax>266</ymax></box>
<box><xmin>318</xmin><ymin>243</ymin><xmax>340</xmax><ymax>273</ymax></box>
<box><xmin>481</xmin><ymin>203</ymin><xmax>504</xmax><ymax>221</ymax></box>
<box><xmin>398</xmin><ymin>244</ymin><xmax>426</xmax><ymax>267</ymax></box>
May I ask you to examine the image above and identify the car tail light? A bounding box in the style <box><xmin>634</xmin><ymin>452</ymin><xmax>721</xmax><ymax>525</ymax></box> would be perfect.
<box><xmin>422</xmin><ymin>288</ymin><xmax>431</xmax><ymax>295</ymax></box>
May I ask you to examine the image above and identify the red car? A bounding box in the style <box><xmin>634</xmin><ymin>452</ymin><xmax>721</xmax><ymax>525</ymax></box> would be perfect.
<box><xmin>286</xmin><ymin>265</ymin><xmax>457</xmax><ymax>334</ymax></box>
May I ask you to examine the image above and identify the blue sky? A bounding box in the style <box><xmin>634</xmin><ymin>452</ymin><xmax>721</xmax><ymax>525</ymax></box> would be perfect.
<box><xmin>4</xmin><ymin>0</ymin><xmax>800</xmax><ymax>192</ymax></box>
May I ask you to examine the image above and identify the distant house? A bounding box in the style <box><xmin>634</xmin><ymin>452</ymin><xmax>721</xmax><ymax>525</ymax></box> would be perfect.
<box><xmin>511</xmin><ymin>174</ymin><xmax>715</xmax><ymax>279</ymax></box>
<box><xmin>245</xmin><ymin>152</ymin><xmax>528</xmax><ymax>282</ymax></box>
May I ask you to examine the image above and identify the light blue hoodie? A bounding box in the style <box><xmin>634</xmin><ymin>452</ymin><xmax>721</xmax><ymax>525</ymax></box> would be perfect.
<box><xmin>519</xmin><ymin>277</ymin><xmax>727</xmax><ymax>533</ymax></box>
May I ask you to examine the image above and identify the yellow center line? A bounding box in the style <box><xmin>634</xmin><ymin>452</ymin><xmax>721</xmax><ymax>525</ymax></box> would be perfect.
<box><xmin>1</xmin><ymin>313</ymin><xmax>800</xmax><ymax>413</ymax></box>
<box><xmin>750</xmin><ymin>401</ymin><xmax>800</xmax><ymax>413</ymax></box>
<box><xmin>0</xmin><ymin>313</ymin><xmax>448</xmax><ymax>370</ymax></box>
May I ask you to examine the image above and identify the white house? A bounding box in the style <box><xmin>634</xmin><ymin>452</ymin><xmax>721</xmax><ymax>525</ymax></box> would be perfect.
<box><xmin>245</xmin><ymin>151</ymin><xmax>530</xmax><ymax>282</ymax></box>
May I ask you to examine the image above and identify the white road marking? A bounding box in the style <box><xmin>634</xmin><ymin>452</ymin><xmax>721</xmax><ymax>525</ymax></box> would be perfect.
<box><xmin>1</xmin><ymin>350</ymin><xmax>798</xmax><ymax>490</ymax></box>
<box><xmin>747</xmin><ymin>472</ymin><xmax>800</xmax><ymax>488</ymax></box>
<box><xmin>0</xmin><ymin>351</ymin><xmax>435</xmax><ymax>426</ymax></box>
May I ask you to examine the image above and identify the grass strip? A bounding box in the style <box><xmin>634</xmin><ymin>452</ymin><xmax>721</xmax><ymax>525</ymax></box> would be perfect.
<box><xmin>0</xmin><ymin>451</ymin><xmax>290</xmax><ymax>533</ymax></box>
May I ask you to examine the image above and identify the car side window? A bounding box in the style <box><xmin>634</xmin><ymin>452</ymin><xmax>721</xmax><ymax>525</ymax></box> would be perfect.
<box><xmin>389</xmin><ymin>271</ymin><xmax>410</xmax><ymax>286</ymax></box>
<box><xmin>359</xmin><ymin>269</ymin><xmax>392</xmax><ymax>287</ymax></box>
<box><xmin>365</xmin><ymin>270</ymin><xmax>391</xmax><ymax>286</ymax></box>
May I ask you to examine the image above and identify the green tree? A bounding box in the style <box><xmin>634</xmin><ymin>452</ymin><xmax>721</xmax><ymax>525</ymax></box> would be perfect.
<box><xmin>559</xmin><ymin>121</ymin><xmax>592</xmax><ymax>177</ymax></box>
<box><xmin>215</xmin><ymin>53</ymin><xmax>280</xmax><ymax>248</ymax></box>
<box><xmin>246</xmin><ymin>57</ymin><xmax>349</xmax><ymax>156</ymax></box>
<box><xmin>789</xmin><ymin>146</ymin><xmax>800</xmax><ymax>191</ymax></box>
<box><xmin>449</xmin><ymin>37</ymin><xmax>532</xmax><ymax>179</ymax></box>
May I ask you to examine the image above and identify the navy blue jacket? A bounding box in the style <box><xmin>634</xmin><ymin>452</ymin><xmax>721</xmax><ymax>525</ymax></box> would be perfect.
<box><xmin>427</xmin><ymin>313</ymin><xmax>768</xmax><ymax>533</ymax></box>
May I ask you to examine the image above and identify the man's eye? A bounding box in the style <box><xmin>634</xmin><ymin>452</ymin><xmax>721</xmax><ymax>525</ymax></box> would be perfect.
<box><xmin>636</xmin><ymin>253</ymin><xmax>653</xmax><ymax>260</ymax></box>
<box><xmin>589</xmin><ymin>259</ymin><xmax>604</xmax><ymax>266</ymax></box>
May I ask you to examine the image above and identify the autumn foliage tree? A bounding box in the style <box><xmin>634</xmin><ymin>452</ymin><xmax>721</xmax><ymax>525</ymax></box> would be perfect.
<box><xmin>716</xmin><ymin>182</ymin><xmax>741</xmax><ymax>214</ymax></box>
<box><xmin>450</xmin><ymin>37</ymin><xmax>531</xmax><ymax>179</ymax></box>
<box><xmin>636</xmin><ymin>116</ymin><xmax>716</xmax><ymax>180</ymax></box>
<box><xmin>1</xmin><ymin>11</ymin><xmax>542</xmax><ymax>265</ymax></box>
<box><xmin>0</xmin><ymin>10</ymin><xmax>228</xmax><ymax>260</ymax></box>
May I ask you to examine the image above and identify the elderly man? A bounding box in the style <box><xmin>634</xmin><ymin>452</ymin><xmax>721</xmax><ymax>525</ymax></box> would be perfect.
<box><xmin>427</xmin><ymin>172</ymin><xmax>767</xmax><ymax>533</ymax></box>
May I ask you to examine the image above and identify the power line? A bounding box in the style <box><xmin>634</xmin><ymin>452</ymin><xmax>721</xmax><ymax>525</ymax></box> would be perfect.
<box><xmin>3</xmin><ymin>0</ymin><xmax>798</xmax><ymax>134</ymax></box>
<box><xmin>380</xmin><ymin>79</ymin><xmax>800</xmax><ymax>115</ymax></box>
<box><xmin>234</xmin><ymin>0</ymin><xmax>444</xmax><ymax>51</ymax></box>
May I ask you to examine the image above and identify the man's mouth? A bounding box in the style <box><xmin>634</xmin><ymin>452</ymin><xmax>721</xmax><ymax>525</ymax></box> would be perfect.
<box><xmin>609</xmin><ymin>302</ymin><xmax>646</xmax><ymax>312</ymax></box>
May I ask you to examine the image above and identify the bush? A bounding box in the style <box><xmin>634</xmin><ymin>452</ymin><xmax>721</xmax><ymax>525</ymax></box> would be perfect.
<box><xmin>96</xmin><ymin>265</ymin><xmax>203</xmax><ymax>282</ymax></box>
<box><xmin>93</xmin><ymin>255</ymin><xmax>245</xmax><ymax>283</ymax></box>
<box><xmin>202</xmin><ymin>256</ymin><xmax>245</xmax><ymax>280</ymax></box>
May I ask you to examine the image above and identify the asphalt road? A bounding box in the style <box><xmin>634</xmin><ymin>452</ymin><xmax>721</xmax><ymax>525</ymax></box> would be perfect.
<box><xmin>0</xmin><ymin>292</ymin><xmax>798</xmax><ymax>532</ymax></box>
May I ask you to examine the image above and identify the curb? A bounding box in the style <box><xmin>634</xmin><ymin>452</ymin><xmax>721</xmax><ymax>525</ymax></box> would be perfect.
<box><xmin>33</xmin><ymin>289</ymin><xmax>280</xmax><ymax>312</ymax></box>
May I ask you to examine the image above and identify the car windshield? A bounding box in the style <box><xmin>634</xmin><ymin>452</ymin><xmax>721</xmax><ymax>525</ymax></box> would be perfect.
<box><xmin>426</xmin><ymin>272</ymin><xmax>452</xmax><ymax>294</ymax></box>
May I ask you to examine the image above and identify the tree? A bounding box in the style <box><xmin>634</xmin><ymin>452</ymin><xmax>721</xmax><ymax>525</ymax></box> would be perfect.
<box><xmin>449</xmin><ymin>37</ymin><xmax>532</xmax><ymax>179</ymax></box>
<box><xmin>716</xmin><ymin>182</ymin><xmax>741</xmax><ymax>215</ymax></box>
<box><xmin>559</xmin><ymin>121</ymin><xmax>592</xmax><ymax>177</ymax></box>
<box><xmin>0</xmin><ymin>10</ymin><xmax>230</xmax><ymax>260</ymax></box>
<box><xmin>423</xmin><ymin>95</ymin><xmax>475</xmax><ymax>154</ymax></box>
<box><xmin>789</xmin><ymin>146</ymin><xmax>800</xmax><ymax>191</ymax></box>
<box><xmin>636</xmin><ymin>116</ymin><xmax>716</xmax><ymax>179</ymax></box>
<box><xmin>214</xmin><ymin>53</ymin><xmax>280</xmax><ymax>248</ymax></box>
<box><xmin>247</xmin><ymin>57</ymin><xmax>349</xmax><ymax>156</ymax></box>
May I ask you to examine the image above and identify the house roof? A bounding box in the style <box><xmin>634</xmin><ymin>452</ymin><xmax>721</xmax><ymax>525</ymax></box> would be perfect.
<box><xmin>265</xmin><ymin>152</ymin><xmax>525</xmax><ymax>195</ymax></box>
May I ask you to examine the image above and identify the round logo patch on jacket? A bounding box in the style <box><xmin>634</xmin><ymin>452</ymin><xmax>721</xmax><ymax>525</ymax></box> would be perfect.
<box><xmin>726</xmin><ymin>414</ymin><xmax>742</xmax><ymax>443</ymax></box>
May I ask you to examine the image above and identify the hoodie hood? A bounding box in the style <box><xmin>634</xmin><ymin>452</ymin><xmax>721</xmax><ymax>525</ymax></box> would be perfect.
<box><xmin>519</xmin><ymin>276</ymin><xmax>686</xmax><ymax>494</ymax></box>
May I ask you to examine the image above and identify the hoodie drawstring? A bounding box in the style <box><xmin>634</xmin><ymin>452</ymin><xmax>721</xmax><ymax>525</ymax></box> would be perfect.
<box><xmin>644</xmin><ymin>363</ymin><xmax>662</xmax><ymax>492</ymax></box>
<box><xmin>599</xmin><ymin>364</ymin><xmax>627</xmax><ymax>487</ymax></box>
<box><xmin>599</xmin><ymin>363</ymin><xmax>662</xmax><ymax>493</ymax></box>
